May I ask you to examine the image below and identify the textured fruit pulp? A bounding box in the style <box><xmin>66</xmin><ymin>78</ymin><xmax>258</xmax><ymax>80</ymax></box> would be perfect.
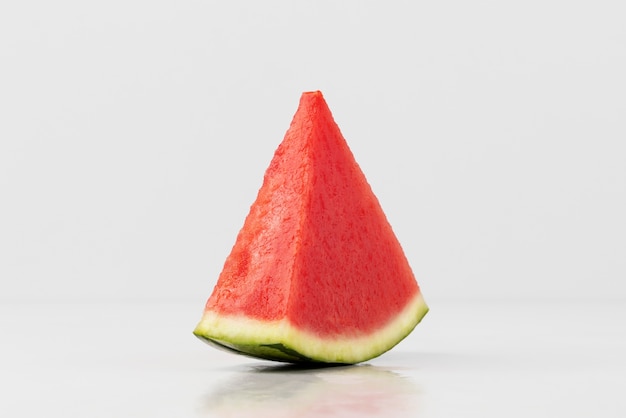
<box><xmin>206</xmin><ymin>91</ymin><xmax>420</xmax><ymax>338</ymax></box>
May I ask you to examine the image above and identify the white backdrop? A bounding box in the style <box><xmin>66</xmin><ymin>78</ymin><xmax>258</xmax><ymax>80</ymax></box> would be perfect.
<box><xmin>1</xmin><ymin>1</ymin><xmax>625</xmax><ymax>303</ymax></box>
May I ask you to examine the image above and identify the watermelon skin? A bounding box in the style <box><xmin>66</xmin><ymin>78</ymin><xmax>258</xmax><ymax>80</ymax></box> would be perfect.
<box><xmin>194</xmin><ymin>91</ymin><xmax>428</xmax><ymax>364</ymax></box>
<box><xmin>195</xmin><ymin>294</ymin><xmax>427</xmax><ymax>363</ymax></box>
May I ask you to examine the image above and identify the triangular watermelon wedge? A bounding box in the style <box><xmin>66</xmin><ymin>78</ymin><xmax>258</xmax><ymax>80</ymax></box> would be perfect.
<box><xmin>194</xmin><ymin>91</ymin><xmax>428</xmax><ymax>364</ymax></box>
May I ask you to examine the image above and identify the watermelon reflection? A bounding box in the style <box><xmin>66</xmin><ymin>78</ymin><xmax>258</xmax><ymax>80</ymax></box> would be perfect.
<box><xmin>201</xmin><ymin>364</ymin><xmax>420</xmax><ymax>417</ymax></box>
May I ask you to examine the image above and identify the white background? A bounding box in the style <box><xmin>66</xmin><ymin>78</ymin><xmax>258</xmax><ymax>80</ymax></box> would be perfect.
<box><xmin>2</xmin><ymin>1</ymin><xmax>625</xmax><ymax>304</ymax></box>
<box><xmin>2</xmin><ymin>2</ymin><xmax>625</xmax><ymax>417</ymax></box>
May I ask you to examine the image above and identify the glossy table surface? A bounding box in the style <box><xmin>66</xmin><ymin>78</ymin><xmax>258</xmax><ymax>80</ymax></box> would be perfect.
<box><xmin>1</xmin><ymin>299</ymin><xmax>624</xmax><ymax>417</ymax></box>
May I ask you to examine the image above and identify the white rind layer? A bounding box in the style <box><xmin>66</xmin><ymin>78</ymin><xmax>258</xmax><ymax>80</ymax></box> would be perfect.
<box><xmin>193</xmin><ymin>292</ymin><xmax>428</xmax><ymax>364</ymax></box>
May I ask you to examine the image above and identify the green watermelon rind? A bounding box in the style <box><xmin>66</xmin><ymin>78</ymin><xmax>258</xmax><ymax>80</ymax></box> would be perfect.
<box><xmin>193</xmin><ymin>292</ymin><xmax>428</xmax><ymax>364</ymax></box>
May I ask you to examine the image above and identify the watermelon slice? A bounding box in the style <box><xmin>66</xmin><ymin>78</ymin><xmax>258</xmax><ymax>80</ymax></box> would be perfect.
<box><xmin>194</xmin><ymin>91</ymin><xmax>428</xmax><ymax>364</ymax></box>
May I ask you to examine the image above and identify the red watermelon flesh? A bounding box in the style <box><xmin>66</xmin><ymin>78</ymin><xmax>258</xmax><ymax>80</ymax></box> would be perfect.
<box><xmin>194</xmin><ymin>91</ymin><xmax>428</xmax><ymax>364</ymax></box>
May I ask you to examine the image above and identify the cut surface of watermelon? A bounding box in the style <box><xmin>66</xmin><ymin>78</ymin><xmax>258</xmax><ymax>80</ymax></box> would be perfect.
<box><xmin>194</xmin><ymin>91</ymin><xmax>428</xmax><ymax>364</ymax></box>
